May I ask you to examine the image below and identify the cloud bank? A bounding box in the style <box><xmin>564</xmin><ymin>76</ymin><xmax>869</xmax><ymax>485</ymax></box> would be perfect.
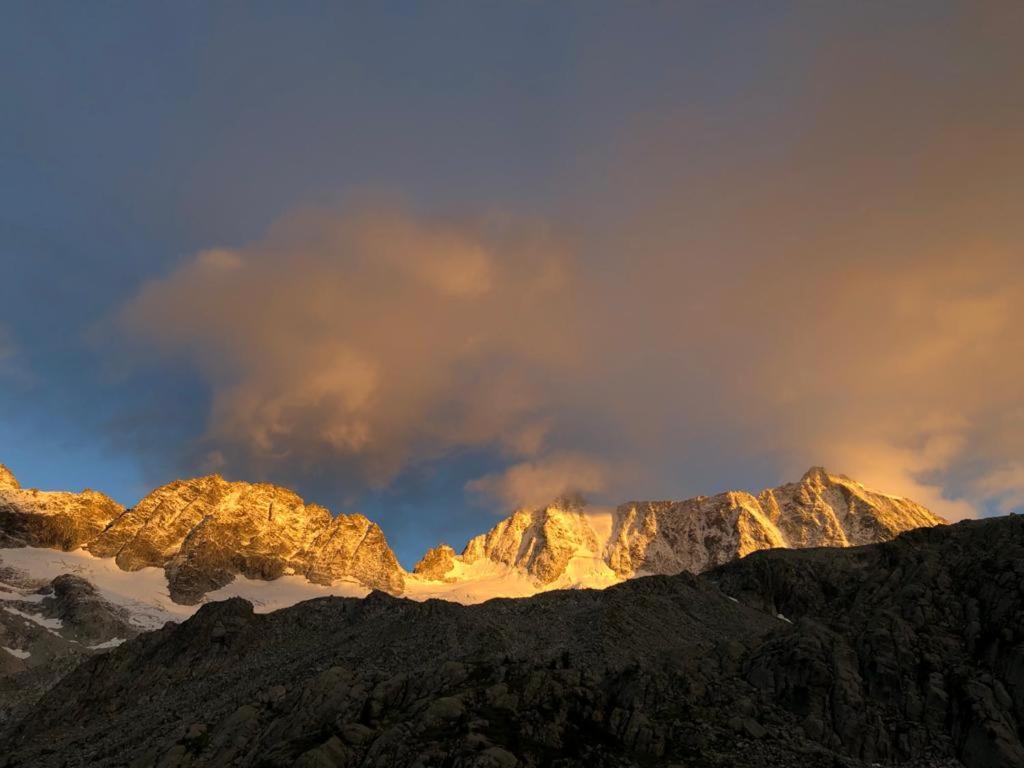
<box><xmin>119</xmin><ymin>209</ymin><xmax>583</xmax><ymax>493</ymax></box>
<box><xmin>113</xmin><ymin>6</ymin><xmax>1024</xmax><ymax>518</ymax></box>
<box><xmin>116</xmin><ymin>194</ymin><xmax>1024</xmax><ymax>519</ymax></box>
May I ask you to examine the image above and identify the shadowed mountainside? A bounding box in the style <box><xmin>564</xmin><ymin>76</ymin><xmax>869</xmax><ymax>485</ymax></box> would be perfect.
<box><xmin>2</xmin><ymin>514</ymin><xmax>1020</xmax><ymax>768</ymax></box>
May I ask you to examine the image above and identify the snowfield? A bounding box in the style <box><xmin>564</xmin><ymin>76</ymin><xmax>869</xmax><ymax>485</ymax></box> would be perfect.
<box><xmin>0</xmin><ymin>535</ymin><xmax>625</xmax><ymax>632</ymax></box>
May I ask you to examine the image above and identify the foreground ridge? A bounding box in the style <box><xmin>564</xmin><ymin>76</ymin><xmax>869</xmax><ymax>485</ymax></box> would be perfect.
<box><xmin>2</xmin><ymin>515</ymin><xmax>1020</xmax><ymax>767</ymax></box>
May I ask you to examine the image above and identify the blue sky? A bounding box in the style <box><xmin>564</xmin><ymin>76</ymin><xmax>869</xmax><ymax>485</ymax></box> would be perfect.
<box><xmin>3</xmin><ymin>3</ymin><xmax>1023</xmax><ymax>565</ymax></box>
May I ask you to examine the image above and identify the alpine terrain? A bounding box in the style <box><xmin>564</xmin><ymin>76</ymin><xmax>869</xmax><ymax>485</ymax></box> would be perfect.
<box><xmin>2</xmin><ymin>513</ymin><xmax>1021</xmax><ymax>768</ymax></box>
<box><xmin>0</xmin><ymin>462</ymin><xmax>947</xmax><ymax>730</ymax></box>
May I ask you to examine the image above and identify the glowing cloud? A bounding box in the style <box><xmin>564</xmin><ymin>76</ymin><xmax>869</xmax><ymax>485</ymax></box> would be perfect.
<box><xmin>466</xmin><ymin>453</ymin><xmax>610</xmax><ymax>510</ymax></box>
<box><xmin>111</xmin><ymin>6</ymin><xmax>1024</xmax><ymax>517</ymax></box>
<box><xmin>118</xmin><ymin>208</ymin><xmax>579</xmax><ymax>488</ymax></box>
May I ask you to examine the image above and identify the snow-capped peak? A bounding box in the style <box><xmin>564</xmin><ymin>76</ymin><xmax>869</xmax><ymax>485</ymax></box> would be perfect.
<box><xmin>1</xmin><ymin>462</ymin><xmax>945</xmax><ymax>609</ymax></box>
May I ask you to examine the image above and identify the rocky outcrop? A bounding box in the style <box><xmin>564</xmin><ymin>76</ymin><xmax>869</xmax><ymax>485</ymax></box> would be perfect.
<box><xmin>300</xmin><ymin>513</ymin><xmax>404</xmax><ymax>594</ymax></box>
<box><xmin>4</xmin><ymin>515</ymin><xmax>1020</xmax><ymax>768</ymax></box>
<box><xmin>412</xmin><ymin>544</ymin><xmax>458</xmax><ymax>582</ymax></box>
<box><xmin>711</xmin><ymin>515</ymin><xmax>1024</xmax><ymax>768</ymax></box>
<box><xmin>0</xmin><ymin>467</ymin><xmax>18</xmax><ymax>491</ymax></box>
<box><xmin>458</xmin><ymin>503</ymin><xmax>602</xmax><ymax>585</ymax></box>
<box><xmin>0</xmin><ymin>467</ymin><xmax>123</xmax><ymax>551</ymax></box>
<box><xmin>0</xmin><ymin>567</ymin><xmax>140</xmax><ymax>726</ymax></box>
<box><xmin>606</xmin><ymin>491</ymin><xmax>787</xmax><ymax>578</ymax></box>
<box><xmin>606</xmin><ymin>467</ymin><xmax>946</xmax><ymax>578</ymax></box>
<box><xmin>758</xmin><ymin>466</ymin><xmax>943</xmax><ymax>547</ymax></box>
<box><xmin>91</xmin><ymin>476</ymin><xmax>404</xmax><ymax>604</ymax></box>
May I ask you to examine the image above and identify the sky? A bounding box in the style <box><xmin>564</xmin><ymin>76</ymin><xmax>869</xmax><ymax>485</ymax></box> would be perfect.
<box><xmin>2</xmin><ymin>3</ymin><xmax>1023</xmax><ymax>566</ymax></box>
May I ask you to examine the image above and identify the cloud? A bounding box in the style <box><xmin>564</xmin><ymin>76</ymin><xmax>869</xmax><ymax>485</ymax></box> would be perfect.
<box><xmin>117</xmin><ymin>207</ymin><xmax>580</xmax><ymax>488</ymax></box>
<box><xmin>110</xmin><ymin>8</ymin><xmax>1024</xmax><ymax>518</ymax></box>
<box><xmin>114</xmin><ymin>197</ymin><xmax>1024</xmax><ymax>520</ymax></box>
<box><xmin>975</xmin><ymin>464</ymin><xmax>1024</xmax><ymax>516</ymax></box>
<box><xmin>466</xmin><ymin>453</ymin><xmax>610</xmax><ymax>510</ymax></box>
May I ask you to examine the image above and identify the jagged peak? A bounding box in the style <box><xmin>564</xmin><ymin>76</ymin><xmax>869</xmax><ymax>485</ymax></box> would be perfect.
<box><xmin>413</xmin><ymin>543</ymin><xmax>458</xmax><ymax>581</ymax></box>
<box><xmin>0</xmin><ymin>463</ymin><xmax>19</xmax><ymax>490</ymax></box>
<box><xmin>799</xmin><ymin>465</ymin><xmax>836</xmax><ymax>484</ymax></box>
<box><xmin>797</xmin><ymin>466</ymin><xmax>866</xmax><ymax>489</ymax></box>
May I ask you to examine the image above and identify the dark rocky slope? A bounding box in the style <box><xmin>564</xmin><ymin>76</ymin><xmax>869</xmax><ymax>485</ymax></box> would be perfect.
<box><xmin>0</xmin><ymin>572</ymin><xmax>140</xmax><ymax>725</ymax></box>
<box><xmin>3</xmin><ymin>515</ymin><xmax>1022</xmax><ymax>768</ymax></box>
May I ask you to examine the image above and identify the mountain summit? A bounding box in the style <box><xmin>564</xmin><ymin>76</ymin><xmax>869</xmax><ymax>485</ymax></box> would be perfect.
<box><xmin>87</xmin><ymin>475</ymin><xmax>405</xmax><ymax>603</ymax></box>
<box><xmin>415</xmin><ymin>467</ymin><xmax>945</xmax><ymax>590</ymax></box>
<box><xmin>605</xmin><ymin>466</ymin><xmax>943</xmax><ymax>579</ymax></box>
<box><xmin>0</xmin><ymin>467</ymin><xmax>123</xmax><ymax>552</ymax></box>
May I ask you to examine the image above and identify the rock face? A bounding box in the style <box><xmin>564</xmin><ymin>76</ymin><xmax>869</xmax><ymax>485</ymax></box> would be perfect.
<box><xmin>0</xmin><ymin>566</ymin><xmax>139</xmax><ymax>726</ymax></box>
<box><xmin>89</xmin><ymin>476</ymin><xmax>404</xmax><ymax>604</ymax></box>
<box><xmin>0</xmin><ymin>467</ymin><xmax>123</xmax><ymax>551</ymax></box>
<box><xmin>430</xmin><ymin>467</ymin><xmax>946</xmax><ymax>587</ymax></box>
<box><xmin>458</xmin><ymin>501</ymin><xmax>602</xmax><ymax>585</ymax></box>
<box><xmin>605</xmin><ymin>467</ymin><xmax>946</xmax><ymax>578</ymax></box>
<box><xmin>606</xmin><ymin>491</ymin><xmax>787</xmax><ymax>578</ymax></box>
<box><xmin>412</xmin><ymin>544</ymin><xmax>458</xmax><ymax>582</ymax></box>
<box><xmin>3</xmin><ymin>515</ymin><xmax>1021</xmax><ymax>768</ymax></box>
<box><xmin>0</xmin><ymin>466</ymin><xmax>18</xmax><ymax>491</ymax></box>
<box><xmin>760</xmin><ymin>465</ymin><xmax>942</xmax><ymax>547</ymax></box>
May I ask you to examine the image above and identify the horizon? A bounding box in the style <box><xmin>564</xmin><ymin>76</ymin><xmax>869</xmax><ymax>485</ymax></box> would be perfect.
<box><xmin>3</xmin><ymin>3</ymin><xmax>1023</xmax><ymax>568</ymax></box>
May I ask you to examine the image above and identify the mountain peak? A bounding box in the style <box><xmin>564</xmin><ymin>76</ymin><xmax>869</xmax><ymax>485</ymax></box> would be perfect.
<box><xmin>87</xmin><ymin>475</ymin><xmax>403</xmax><ymax>603</ymax></box>
<box><xmin>800</xmin><ymin>465</ymin><xmax>832</xmax><ymax>483</ymax></box>
<box><xmin>458</xmin><ymin>503</ymin><xmax>602</xmax><ymax>585</ymax></box>
<box><xmin>413</xmin><ymin>544</ymin><xmax>458</xmax><ymax>582</ymax></box>
<box><xmin>0</xmin><ymin>464</ymin><xmax>19</xmax><ymax>490</ymax></box>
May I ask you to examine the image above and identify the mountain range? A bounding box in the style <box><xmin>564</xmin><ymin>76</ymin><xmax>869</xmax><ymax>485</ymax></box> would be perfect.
<box><xmin>3</xmin><ymin>507</ymin><xmax>1021</xmax><ymax>767</ymax></box>
<box><xmin>5</xmin><ymin>460</ymin><xmax>1019</xmax><ymax>767</ymax></box>
<box><xmin>0</xmin><ymin>462</ymin><xmax>944</xmax><ymax>608</ymax></box>
<box><xmin>0</xmin><ymin>461</ymin><xmax>947</xmax><ymax>730</ymax></box>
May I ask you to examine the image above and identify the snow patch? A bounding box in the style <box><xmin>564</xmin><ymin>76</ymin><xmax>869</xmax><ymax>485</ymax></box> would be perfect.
<box><xmin>3</xmin><ymin>606</ymin><xmax>63</xmax><ymax>630</ymax></box>
<box><xmin>583</xmin><ymin>508</ymin><xmax>616</xmax><ymax>550</ymax></box>
<box><xmin>0</xmin><ymin>547</ymin><xmax>193</xmax><ymax>629</ymax></box>
<box><xmin>405</xmin><ymin>549</ymin><xmax>622</xmax><ymax>605</ymax></box>
<box><xmin>2</xmin><ymin>646</ymin><xmax>30</xmax><ymax>659</ymax></box>
<box><xmin>88</xmin><ymin>638</ymin><xmax>126</xmax><ymax>650</ymax></box>
<box><xmin>0</xmin><ymin>588</ymin><xmax>44</xmax><ymax>603</ymax></box>
<box><xmin>205</xmin><ymin>573</ymin><xmax>370</xmax><ymax>610</ymax></box>
<box><xmin>406</xmin><ymin>559</ymin><xmax>540</xmax><ymax>603</ymax></box>
<box><xmin>0</xmin><ymin>547</ymin><xmax>373</xmax><ymax>625</ymax></box>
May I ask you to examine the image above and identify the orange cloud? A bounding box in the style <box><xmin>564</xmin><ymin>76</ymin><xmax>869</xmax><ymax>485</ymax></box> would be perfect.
<box><xmin>466</xmin><ymin>453</ymin><xmax>610</xmax><ymax>510</ymax></box>
<box><xmin>112</xmin><ymin>8</ymin><xmax>1024</xmax><ymax>516</ymax></box>
<box><xmin>118</xmin><ymin>207</ymin><xmax>579</xmax><ymax>487</ymax></box>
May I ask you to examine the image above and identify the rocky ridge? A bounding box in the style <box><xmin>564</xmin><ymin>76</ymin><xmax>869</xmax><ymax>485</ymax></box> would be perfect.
<box><xmin>417</xmin><ymin>467</ymin><xmax>946</xmax><ymax>586</ymax></box>
<box><xmin>454</xmin><ymin>499</ymin><xmax>604</xmax><ymax>585</ymax></box>
<box><xmin>87</xmin><ymin>475</ymin><xmax>403</xmax><ymax>603</ymax></box>
<box><xmin>0</xmin><ymin>564</ymin><xmax>140</xmax><ymax>725</ymax></box>
<box><xmin>3</xmin><ymin>514</ymin><xmax>1020</xmax><ymax>768</ymax></box>
<box><xmin>0</xmin><ymin>465</ymin><xmax>123</xmax><ymax>552</ymax></box>
<box><xmin>1</xmin><ymin>464</ymin><xmax>944</xmax><ymax>605</ymax></box>
<box><xmin>0</xmin><ymin>466</ymin><xmax>18</xmax><ymax>491</ymax></box>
